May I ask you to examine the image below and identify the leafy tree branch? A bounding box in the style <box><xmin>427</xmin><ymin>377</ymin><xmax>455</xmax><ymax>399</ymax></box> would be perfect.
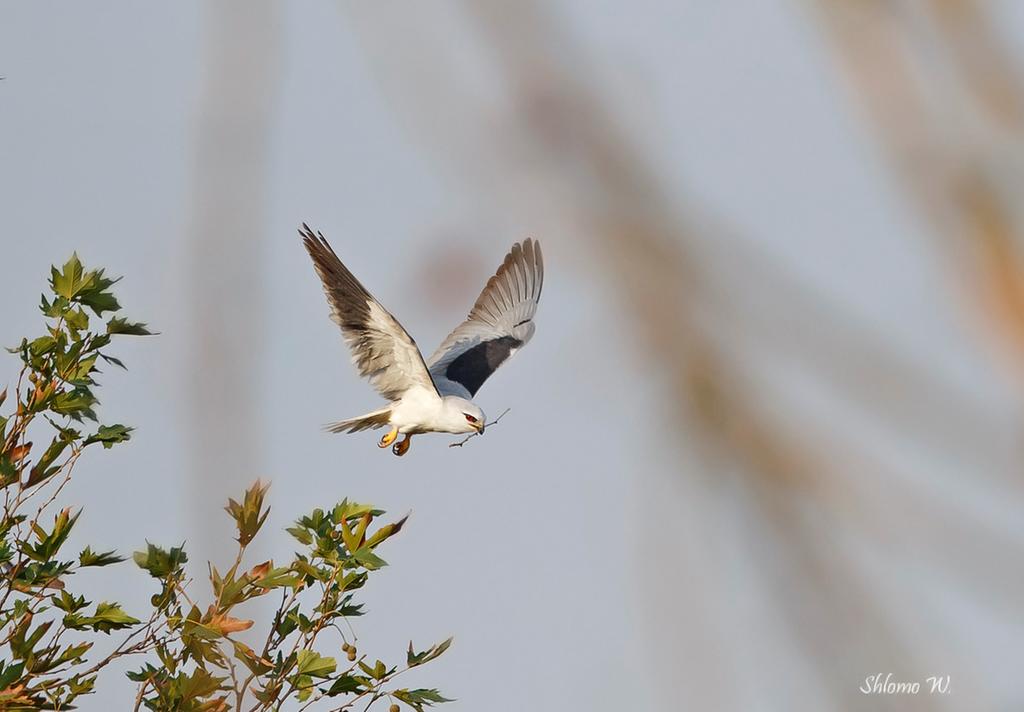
<box><xmin>0</xmin><ymin>255</ymin><xmax>452</xmax><ymax>710</ymax></box>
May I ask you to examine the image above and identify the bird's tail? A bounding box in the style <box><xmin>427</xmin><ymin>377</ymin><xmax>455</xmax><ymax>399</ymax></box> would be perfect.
<box><xmin>325</xmin><ymin>407</ymin><xmax>392</xmax><ymax>434</ymax></box>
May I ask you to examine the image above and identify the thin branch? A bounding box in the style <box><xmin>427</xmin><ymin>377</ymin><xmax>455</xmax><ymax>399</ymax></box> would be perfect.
<box><xmin>448</xmin><ymin>408</ymin><xmax>511</xmax><ymax>448</ymax></box>
<box><xmin>132</xmin><ymin>677</ymin><xmax>153</xmax><ymax>712</ymax></box>
<box><xmin>271</xmin><ymin>563</ymin><xmax>343</xmax><ymax>709</ymax></box>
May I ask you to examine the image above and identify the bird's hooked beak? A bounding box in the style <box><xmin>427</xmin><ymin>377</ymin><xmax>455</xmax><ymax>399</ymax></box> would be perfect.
<box><xmin>476</xmin><ymin>422</ymin><xmax>486</xmax><ymax>435</ymax></box>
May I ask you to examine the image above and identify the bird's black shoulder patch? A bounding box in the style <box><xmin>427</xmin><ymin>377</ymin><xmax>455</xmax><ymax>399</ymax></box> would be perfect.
<box><xmin>446</xmin><ymin>336</ymin><xmax>523</xmax><ymax>396</ymax></box>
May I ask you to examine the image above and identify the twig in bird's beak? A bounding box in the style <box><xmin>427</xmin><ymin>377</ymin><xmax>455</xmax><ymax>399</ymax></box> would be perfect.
<box><xmin>449</xmin><ymin>408</ymin><xmax>511</xmax><ymax>448</ymax></box>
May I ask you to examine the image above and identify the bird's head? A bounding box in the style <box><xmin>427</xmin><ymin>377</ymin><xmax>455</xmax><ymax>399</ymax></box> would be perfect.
<box><xmin>442</xmin><ymin>396</ymin><xmax>486</xmax><ymax>434</ymax></box>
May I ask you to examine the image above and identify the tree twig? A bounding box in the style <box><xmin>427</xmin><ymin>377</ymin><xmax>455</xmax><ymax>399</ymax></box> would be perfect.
<box><xmin>448</xmin><ymin>408</ymin><xmax>511</xmax><ymax>449</ymax></box>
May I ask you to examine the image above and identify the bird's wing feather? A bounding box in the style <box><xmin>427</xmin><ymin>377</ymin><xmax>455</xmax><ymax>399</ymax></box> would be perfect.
<box><xmin>301</xmin><ymin>225</ymin><xmax>439</xmax><ymax>401</ymax></box>
<box><xmin>428</xmin><ymin>239</ymin><xmax>544</xmax><ymax>398</ymax></box>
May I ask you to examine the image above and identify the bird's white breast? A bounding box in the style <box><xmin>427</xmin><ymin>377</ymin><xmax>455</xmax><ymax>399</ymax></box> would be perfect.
<box><xmin>390</xmin><ymin>386</ymin><xmax>448</xmax><ymax>434</ymax></box>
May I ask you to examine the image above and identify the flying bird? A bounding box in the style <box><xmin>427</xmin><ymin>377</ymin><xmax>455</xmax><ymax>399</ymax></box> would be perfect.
<box><xmin>301</xmin><ymin>224</ymin><xmax>543</xmax><ymax>456</ymax></box>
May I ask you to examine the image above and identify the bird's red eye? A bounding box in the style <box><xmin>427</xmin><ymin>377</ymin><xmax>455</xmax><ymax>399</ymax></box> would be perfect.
<box><xmin>465</xmin><ymin>414</ymin><xmax>478</xmax><ymax>424</ymax></box>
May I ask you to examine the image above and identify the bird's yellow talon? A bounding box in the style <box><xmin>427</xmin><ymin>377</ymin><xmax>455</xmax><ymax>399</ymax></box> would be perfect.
<box><xmin>378</xmin><ymin>427</ymin><xmax>398</xmax><ymax>448</ymax></box>
<box><xmin>392</xmin><ymin>435</ymin><xmax>412</xmax><ymax>456</ymax></box>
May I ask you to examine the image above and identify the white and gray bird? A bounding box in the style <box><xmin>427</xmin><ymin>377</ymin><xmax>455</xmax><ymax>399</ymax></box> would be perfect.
<box><xmin>301</xmin><ymin>225</ymin><xmax>543</xmax><ymax>456</ymax></box>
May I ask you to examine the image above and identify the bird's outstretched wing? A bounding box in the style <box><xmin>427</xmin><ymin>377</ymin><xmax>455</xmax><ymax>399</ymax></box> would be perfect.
<box><xmin>301</xmin><ymin>225</ymin><xmax>439</xmax><ymax>401</ymax></box>
<box><xmin>427</xmin><ymin>239</ymin><xmax>543</xmax><ymax>398</ymax></box>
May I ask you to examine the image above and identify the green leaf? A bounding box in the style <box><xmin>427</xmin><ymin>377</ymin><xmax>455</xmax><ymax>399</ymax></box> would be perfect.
<box><xmin>336</xmin><ymin>594</ymin><xmax>364</xmax><ymax>618</ymax></box>
<box><xmin>0</xmin><ymin>455</ymin><xmax>18</xmax><ymax>487</ymax></box>
<box><xmin>393</xmin><ymin>688</ymin><xmax>454</xmax><ymax>711</ymax></box>
<box><xmin>0</xmin><ymin>661</ymin><xmax>25</xmax><ymax>691</ymax></box>
<box><xmin>332</xmin><ymin>500</ymin><xmax>377</xmax><ymax>522</ymax></box>
<box><xmin>63</xmin><ymin>601</ymin><xmax>139</xmax><ymax>633</ymax></box>
<box><xmin>133</xmin><ymin>542</ymin><xmax>188</xmax><ymax>578</ymax></box>
<box><xmin>286</xmin><ymin>526</ymin><xmax>313</xmax><ymax>546</ymax></box>
<box><xmin>105</xmin><ymin>316</ymin><xmax>152</xmax><ymax>336</ymax></box>
<box><xmin>232</xmin><ymin>641</ymin><xmax>274</xmax><ymax>676</ymax></box>
<box><xmin>352</xmin><ymin>511</ymin><xmax>372</xmax><ymax>547</ymax></box>
<box><xmin>88</xmin><ymin>333</ymin><xmax>110</xmax><ymax>350</ymax></box>
<box><xmin>11</xmin><ymin>619</ymin><xmax>54</xmax><ymax>659</ymax></box>
<box><xmin>79</xmin><ymin>546</ymin><xmax>126</xmax><ymax>567</ymax></box>
<box><xmin>51</xmin><ymin>254</ymin><xmax>85</xmax><ymax>299</ymax></box>
<box><xmin>83</xmin><ymin>423</ymin><xmax>132</xmax><ymax>449</ymax></box>
<box><xmin>65</xmin><ymin>307</ymin><xmax>90</xmax><ymax>332</ymax></box>
<box><xmin>67</xmin><ymin>673</ymin><xmax>96</xmax><ymax>696</ymax></box>
<box><xmin>76</xmin><ymin>267</ymin><xmax>121</xmax><ymax>315</ymax></box>
<box><xmin>68</xmin><ymin>353</ymin><xmax>98</xmax><ymax>382</ymax></box>
<box><xmin>274</xmin><ymin>606</ymin><xmax>300</xmax><ymax>638</ymax></box>
<box><xmin>99</xmin><ymin>353</ymin><xmax>126</xmax><ymax>370</ymax></box>
<box><xmin>296</xmin><ymin>650</ymin><xmax>336</xmax><ymax>678</ymax></box>
<box><xmin>364</xmin><ymin>513</ymin><xmax>409</xmax><ymax>549</ymax></box>
<box><xmin>39</xmin><ymin>293</ymin><xmax>64</xmax><ymax>318</ymax></box>
<box><xmin>11</xmin><ymin>559</ymin><xmax>73</xmax><ymax>590</ymax></box>
<box><xmin>407</xmin><ymin>637</ymin><xmax>453</xmax><ymax>667</ymax></box>
<box><xmin>26</xmin><ymin>436</ymin><xmax>70</xmax><ymax>487</ymax></box>
<box><xmin>51</xmin><ymin>388</ymin><xmax>98</xmax><ymax>421</ymax></box>
<box><xmin>225</xmin><ymin>481</ymin><xmax>270</xmax><ymax>546</ymax></box>
<box><xmin>177</xmin><ymin>667</ymin><xmax>227</xmax><ymax>701</ymax></box>
<box><xmin>351</xmin><ymin>547</ymin><xmax>387</xmax><ymax>570</ymax></box>
<box><xmin>251</xmin><ymin>566</ymin><xmax>299</xmax><ymax>590</ymax></box>
<box><xmin>28</xmin><ymin>335</ymin><xmax>57</xmax><ymax>358</ymax></box>
<box><xmin>53</xmin><ymin>641</ymin><xmax>93</xmax><ymax>668</ymax></box>
<box><xmin>25</xmin><ymin>507</ymin><xmax>80</xmax><ymax>561</ymax></box>
<box><xmin>325</xmin><ymin>674</ymin><xmax>364</xmax><ymax>696</ymax></box>
<box><xmin>79</xmin><ymin>288</ymin><xmax>119</xmax><ymax>316</ymax></box>
<box><xmin>125</xmin><ymin>662</ymin><xmax>162</xmax><ymax>683</ymax></box>
<box><xmin>370</xmin><ymin>659</ymin><xmax>389</xmax><ymax>680</ymax></box>
<box><xmin>51</xmin><ymin>590</ymin><xmax>89</xmax><ymax>613</ymax></box>
<box><xmin>93</xmin><ymin>601</ymin><xmax>139</xmax><ymax>629</ymax></box>
<box><xmin>252</xmin><ymin>682</ymin><xmax>282</xmax><ymax>706</ymax></box>
<box><xmin>339</xmin><ymin>511</ymin><xmax>361</xmax><ymax>554</ymax></box>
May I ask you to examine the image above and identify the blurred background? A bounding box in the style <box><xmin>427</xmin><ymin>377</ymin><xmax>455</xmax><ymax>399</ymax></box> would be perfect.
<box><xmin>3</xmin><ymin>2</ymin><xmax>1024</xmax><ymax>710</ymax></box>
